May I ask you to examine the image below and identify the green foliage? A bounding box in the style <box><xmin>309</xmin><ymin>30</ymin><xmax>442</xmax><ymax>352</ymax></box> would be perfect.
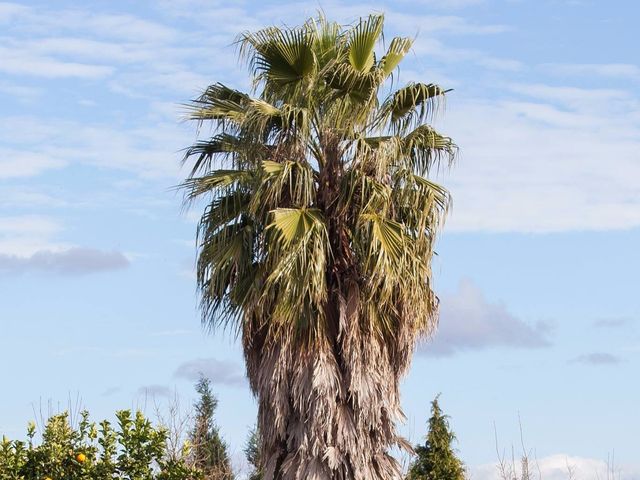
<box><xmin>244</xmin><ymin>427</ymin><xmax>262</xmax><ymax>480</ymax></box>
<box><xmin>182</xmin><ymin>13</ymin><xmax>456</xmax><ymax>346</ymax></box>
<box><xmin>407</xmin><ymin>396</ymin><xmax>465</xmax><ymax>480</ymax></box>
<box><xmin>189</xmin><ymin>377</ymin><xmax>234</xmax><ymax>479</ymax></box>
<box><xmin>0</xmin><ymin>410</ymin><xmax>201</xmax><ymax>480</ymax></box>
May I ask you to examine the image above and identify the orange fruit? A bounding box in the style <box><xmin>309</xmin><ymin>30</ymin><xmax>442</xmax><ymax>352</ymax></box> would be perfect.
<box><xmin>76</xmin><ymin>453</ymin><xmax>86</xmax><ymax>463</ymax></box>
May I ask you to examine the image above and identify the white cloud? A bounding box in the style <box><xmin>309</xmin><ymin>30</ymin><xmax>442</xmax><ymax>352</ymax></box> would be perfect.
<box><xmin>570</xmin><ymin>352</ymin><xmax>622</xmax><ymax>366</ymax></box>
<box><xmin>439</xmin><ymin>85</ymin><xmax>640</xmax><ymax>232</ymax></box>
<box><xmin>0</xmin><ymin>45</ymin><xmax>114</xmax><ymax>79</ymax></box>
<box><xmin>0</xmin><ymin>247</ymin><xmax>130</xmax><ymax>275</ymax></box>
<box><xmin>420</xmin><ymin>280</ymin><xmax>551</xmax><ymax>356</ymax></box>
<box><xmin>0</xmin><ymin>2</ymin><xmax>27</xmax><ymax>22</ymax></box>
<box><xmin>101</xmin><ymin>386</ymin><xmax>121</xmax><ymax>397</ymax></box>
<box><xmin>0</xmin><ymin>116</ymin><xmax>186</xmax><ymax>179</ymax></box>
<box><xmin>0</xmin><ymin>2</ymin><xmax>220</xmax><ymax>98</ymax></box>
<box><xmin>473</xmin><ymin>453</ymin><xmax>640</xmax><ymax>480</ymax></box>
<box><xmin>137</xmin><ymin>385</ymin><xmax>174</xmax><ymax>398</ymax></box>
<box><xmin>593</xmin><ymin>317</ymin><xmax>634</xmax><ymax>329</ymax></box>
<box><xmin>2</xmin><ymin>2</ymin><xmax>638</xmax><ymax>237</ymax></box>
<box><xmin>6</xmin><ymin>5</ymin><xmax>176</xmax><ymax>43</ymax></box>
<box><xmin>0</xmin><ymin>188</ymin><xmax>68</xmax><ymax>208</ymax></box>
<box><xmin>507</xmin><ymin>83</ymin><xmax>632</xmax><ymax>109</ymax></box>
<box><xmin>386</xmin><ymin>12</ymin><xmax>509</xmax><ymax>35</ymax></box>
<box><xmin>0</xmin><ymin>215</ymin><xmax>65</xmax><ymax>255</ymax></box>
<box><xmin>174</xmin><ymin>357</ymin><xmax>247</xmax><ymax>387</ymax></box>
<box><xmin>0</xmin><ymin>216</ymin><xmax>129</xmax><ymax>275</ymax></box>
<box><xmin>0</xmin><ymin>80</ymin><xmax>42</xmax><ymax>101</ymax></box>
<box><xmin>411</xmin><ymin>37</ymin><xmax>523</xmax><ymax>71</ymax></box>
<box><xmin>544</xmin><ymin>62</ymin><xmax>640</xmax><ymax>80</ymax></box>
<box><xmin>0</xmin><ymin>150</ymin><xmax>67</xmax><ymax>178</ymax></box>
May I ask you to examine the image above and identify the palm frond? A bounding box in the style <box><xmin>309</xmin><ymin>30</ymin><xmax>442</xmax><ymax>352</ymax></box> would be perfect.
<box><xmin>381</xmin><ymin>83</ymin><xmax>451</xmax><ymax>132</ymax></box>
<box><xmin>187</xmin><ymin>83</ymin><xmax>251</xmax><ymax>123</ymax></box>
<box><xmin>379</xmin><ymin>37</ymin><xmax>413</xmax><ymax>77</ymax></box>
<box><xmin>306</xmin><ymin>14</ymin><xmax>343</xmax><ymax>69</ymax></box>
<box><xmin>181</xmin><ymin>169</ymin><xmax>252</xmax><ymax>200</ymax></box>
<box><xmin>181</xmin><ymin>134</ymin><xmax>244</xmax><ymax>176</ymax></box>
<box><xmin>347</xmin><ymin>15</ymin><xmax>384</xmax><ymax>73</ymax></box>
<box><xmin>256</xmin><ymin>159</ymin><xmax>316</xmax><ymax>209</ymax></box>
<box><xmin>267</xmin><ymin>207</ymin><xmax>324</xmax><ymax>245</ymax></box>
<box><xmin>198</xmin><ymin>190</ymin><xmax>252</xmax><ymax>235</ymax></box>
<box><xmin>263</xmin><ymin>207</ymin><xmax>328</xmax><ymax>336</ymax></box>
<box><xmin>403</xmin><ymin>124</ymin><xmax>457</xmax><ymax>174</ymax></box>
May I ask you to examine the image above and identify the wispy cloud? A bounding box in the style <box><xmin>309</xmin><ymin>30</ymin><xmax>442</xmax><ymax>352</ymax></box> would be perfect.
<box><xmin>174</xmin><ymin>357</ymin><xmax>246</xmax><ymax>387</ymax></box>
<box><xmin>0</xmin><ymin>45</ymin><xmax>114</xmax><ymax>79</ymax></box>
<box><xmin>570</xmin><ymin>352</ymin><xmax>622</xmax><ymax>366</ymax></box>
<box><xmin>0</xmin><ymin>247</ymin><xmax>130</xmax><ymax>275</ymax></box>
<box><xmin>543</xmin><ymin>62</ymin><xmax>640</xmax><ymax>81</ymax></box>
<box><xmin>101</xmin><ymin>386</ymin><xmax>121</xmax><ymax>397</ymax></box>
<box><xmin>0</xmin><ymin>116</ymin><xmax>186</xmax><ymax>179</ymax></box>
<box><xmin>593</xmin><ymin>317</ymin><xmax>634</xmax><ymax>329</ymax></box>
<box><xmin>0</xmin><ymin>215</ymin><xmax>130</xmax><ymax>275</ymax></box>
<box><xmin>386</xmin><ymin>11</ymin><xmax>509</xmax><ymax>35</ymax></box>
<box><xmin>137</xmin><ymin>385</ymin><xmax>173</xmax><ymax>398</ymax></box>
<box><xmin>420</xmin><ymin>280</ymin><xmax>551</xmax><ymax>356</ymax></box>
<box><xmin>0</xmin><ymin>2</ymin><xmax>28</xmax><ymax>22</ymax></box>
<box><xmin>411</xmin><ymin>37</ymin><xmax>522</xmax><ymax>71</ymax></box>
<box><xmin>0</xmin><ymin>149</ymin><xmax>67</xmax><ymax>179</ymax></box>
<box><xmin>0</xmin><ymin>80</ymin><xmax>41</xmax><ymax>101</ymax></box>
<box><xmin>442</xmin><ymin>84</ymin><xmax>640</xmax><ymax>232</ymax></box>
<box><xmin>0</xmin><ymin>215</ymin><xmax>65</xmax><ymax>256</ymax></box>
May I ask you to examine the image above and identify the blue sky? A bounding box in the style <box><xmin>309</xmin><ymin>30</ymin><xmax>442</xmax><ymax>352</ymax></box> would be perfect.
<box><xmin>1</xmin><ymin>0</ymin><xmax>639</xmax><ymax>478</ymax></box>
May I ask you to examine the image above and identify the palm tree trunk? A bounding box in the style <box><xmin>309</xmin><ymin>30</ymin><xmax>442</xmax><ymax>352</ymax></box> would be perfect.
<box><xmin>243</xmin><ymin>291</ymin><xmax>417</xmax><ymax>480</ymax></box>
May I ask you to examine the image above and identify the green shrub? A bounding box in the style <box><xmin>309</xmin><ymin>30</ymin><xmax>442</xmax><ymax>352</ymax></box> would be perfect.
<box><xmin>0</xmin><ymin>410</ymin><xmax>202</xmax><ymax>480</ymax></box>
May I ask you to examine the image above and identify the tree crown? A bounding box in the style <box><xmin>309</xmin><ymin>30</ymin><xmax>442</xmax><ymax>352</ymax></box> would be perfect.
<box><xmin>182</xmin><ymin>13</ymin><xmax>456</xmax><ymax>349</ymax></box>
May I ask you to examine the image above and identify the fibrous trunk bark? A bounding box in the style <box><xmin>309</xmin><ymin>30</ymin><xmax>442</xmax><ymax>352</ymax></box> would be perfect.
<box><xmin>243</xmin><ymin>295</ymin><xmax>416</xmax><ymax>480</ymax></box>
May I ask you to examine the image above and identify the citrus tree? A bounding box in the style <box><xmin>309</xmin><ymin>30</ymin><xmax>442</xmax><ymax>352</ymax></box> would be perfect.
<box><xmin>182</xmin><ymin>13</ymin><xmax>456</xmax><ymax>480</ymax></box>
<box><xmin>0</xmin><ymin>410</ymin><xmax>200</xmax><ymax>480</ymax></box>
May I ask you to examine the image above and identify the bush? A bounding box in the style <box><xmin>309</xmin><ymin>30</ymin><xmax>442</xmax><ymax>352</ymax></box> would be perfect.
<box><xmin>0</xmin><ymin>409</ymin><xmax>201</xmax><ymax>480</ymax></box>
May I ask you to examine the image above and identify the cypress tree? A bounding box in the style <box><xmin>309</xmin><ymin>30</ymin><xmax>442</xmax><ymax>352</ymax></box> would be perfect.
<box><xmin>190</xmin><ymin>377</ymin><xmax>234</xmax><ymax>480</ymax></box>
<box><xmin>407</xmin><ymin>395</ymin><xmax>465</xmax><ymax>480</ymax></box>
<box><xmin>244</xmin><ymin>427</ymin><xmax>263</xmax><ymax>480</ymax></box>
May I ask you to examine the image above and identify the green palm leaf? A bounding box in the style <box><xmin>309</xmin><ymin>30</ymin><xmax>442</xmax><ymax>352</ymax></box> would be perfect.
<box><xmin>348</xmin><ymin>15</ymin><xmax>384</xmax><ymax>72</ymax></box>
<box><xmin>379</xmin><ymin>37</ymin><xmax>414</xmax><ymax>77</ymax></box>
<box><xmin>267</xmin><ymin>207</ymin><xmax>324</xmax><ymax>245</ymax></box>
<box><xmin>403</xmin><ymin>124</ymin><xmax>457</xmax><ymax>174</ymax></box>
<box><xmin>181</xmin><ymin>169</ymin><xmax>251</xmax><ymax>200</ymax></box>
<box><xmin>240</xmin><ymin>27</ymin><xmax>316</xmax><ymax>85</ymax></box>
<box><xmin>382</xmin><ymin>82</ymin><xmax>451</xmax><ymax>130</ymax></box>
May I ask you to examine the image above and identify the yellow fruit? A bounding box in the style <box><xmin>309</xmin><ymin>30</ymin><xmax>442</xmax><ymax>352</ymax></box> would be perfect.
<box><xmin>44</xmin><ymin>477</ymin><xmax>52</xmax><ymax>480</ymax></box>
<box><xmin>76</xmin><ymin>453</ymin><xmax>86</xmax><ymax>463</ymax></box>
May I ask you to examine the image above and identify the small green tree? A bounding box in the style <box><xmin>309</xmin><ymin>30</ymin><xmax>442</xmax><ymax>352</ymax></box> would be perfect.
<box><xmin>0</xmin><ymin>409</ymin><xmax>200</xmax><ymax>479</ymax></box>
<box><xmin>189</xmin><ymin>377</ymin><xmax>234</xmax><ymax>480</ymax></box>
<box><xmin>244</xmin><ymin>427</ymin><xmax>262</xmax><ymax>480</ymax></box>
<box><xmin>407</xmin><ymin>395</ymin><xmax>465</xmax><ymax>480</ymax></box>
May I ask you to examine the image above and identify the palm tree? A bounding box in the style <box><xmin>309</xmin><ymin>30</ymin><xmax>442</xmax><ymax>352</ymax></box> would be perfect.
<box><xmin>181</xmin><ymin>14</ymin><xmax>456</xmax><ymax>480</ymax></box>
